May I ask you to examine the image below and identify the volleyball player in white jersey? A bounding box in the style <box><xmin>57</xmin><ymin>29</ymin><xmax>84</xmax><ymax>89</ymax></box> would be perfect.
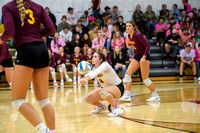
<box><xmin>79</xmin><ymin>52</ymin><xmax>124</xmax><ymax>117</ymax></box>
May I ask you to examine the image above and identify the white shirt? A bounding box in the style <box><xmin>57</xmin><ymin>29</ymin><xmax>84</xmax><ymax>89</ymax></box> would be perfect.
<box><xmin>59</xmin><ymin>30</ymin><xmax>73</xmax><ymax>42</ymax></box>
<box><xmin>85</xmin><ymin>62</ymin><xmax>121</xmax><ymax>87</ymax></box>
<box><xmin>66</xmin><ymin>13</ymin><xmax>77</xmax><ymax>25</ymax></box>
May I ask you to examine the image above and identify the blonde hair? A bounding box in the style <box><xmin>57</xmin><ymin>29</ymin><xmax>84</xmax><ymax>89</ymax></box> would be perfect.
<box><xmin>113</xmin><ymin>31</ymin><xmax>122</xmax><ymax>44</ymax></box>
<box><xmin>16</xmin><ymin>0</ymin><xmax>26</xmax><ymax>26</ymax></box>
<box><xmin>113</xmin><ymin>46</ymin><xmax>122</xmax><ymax>60</ymax></box>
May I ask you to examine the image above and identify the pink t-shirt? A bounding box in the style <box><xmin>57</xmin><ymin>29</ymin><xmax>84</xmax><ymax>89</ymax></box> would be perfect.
<box><xmin>111</xmin><ymin>37</ymin><xmax>125</xmax><ymax>50</ymax></box>
<box><xmin>155</xmin><ymin>23</ymin><xmax>167</xmax><ymax>32</ymax></box>
<box><xmin>92</xmin><ymin>37</ymin><xmax>105</xmax><ymax>49</ymax></box>
<box><xmin>101</xmin><ymin>29</ymin><xmax>111</xmax><ymax>41</ymax></box>
<box><xmin>179</xmin><ymin>33</ymin><xmax>190</xmax><ymax>45</ymax></box>
<box><xmin>184</xmin><ymin>3</ymin><xmax>192</xmax><ymax>13</ymax></box>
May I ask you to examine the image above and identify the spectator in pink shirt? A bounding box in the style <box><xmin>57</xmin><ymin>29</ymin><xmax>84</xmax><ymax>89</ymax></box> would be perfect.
<box><xmin>182</xmin><ymin>0</ymin><xmax>193</xmax><ymax>18</ymax></box>
<box><xmin>179</xmin><ymin>27</ymin><xmax>192</xmax><ymax>45</ymax></box>
<box><xmin>101</xmin><ymin>24</ymin><xmax>111</xmax><ymax>50</ymax></box>
<box><xmin>195</xmin><ymin>43</ymin><xmax>200</xmax><ymax>80</ymax></box>
<box><xmin>111</xmin><ymin>31</ymin><xmax>125</xmax><ymax>50</ymax></box>
<box><xmin>155</xmin><ymin>17</ymin><xmax>167</xmax><ymax>47</ymax></box>
<box><xmin>51</xmin><ymin>33</ymin><xmax>66</xmax><ymax>55</ymax></box>
<box><xmin>92</xmin><ymin>31</ymin><xmax>105</xmax><ymax>52</ymax></box>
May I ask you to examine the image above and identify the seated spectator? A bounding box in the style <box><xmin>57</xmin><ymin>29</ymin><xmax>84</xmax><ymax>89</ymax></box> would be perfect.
<box><xmin>116</xmin><ymin>16</ymin><xmax>126</xmax><ymax>33</ymax></box>
<box><xmin>177</xmin><ymin>39</ymin><xmax>185</xmax><ymax>57</ymax></box>
<box><xmin>45</xmin><ymin>7</ymin><xmax>57</xmax><ymax>29</ymax></box>
<box><xmin>105</xmin><ymin>18</ymin><xmax>113</xmax><ymax>32</ymax></box>
<box><xmin>190</xmin><ymin>36</ymin><xmax>198</xmax><ymax>49</ymax></box>
<box><xmin>83</xmin><ymin>48</ymin><xmax>93</xmax><ymax>65</ymax></box>
<box><xmin>164</xmin><ymin>29</ymin><xmax>181</xmax><ymax>59</ymax></box>
<box><xmin>180</xmin><ymin>11</ymin><xmax>187</xmax><ymax>23</ymax></box>
<box><xmin>155</xmin><ymin>17</ymin><xmax>167</xmax><ymax>46</ymax></box>
<box><xmin>91</xmin><ymin>31</ymin><xmax>105</xmax><ymax>52</ymax></box>
<box><xmin>179</xmin><ymin>43</ymin><xmax>197</xmax><ymax>81</ymax></box>
<box><xmin>76</xmin><ymin>20</ymin><xmax>88</xmax><ymax>33</ymax></box>
<box><xmin>111</xmin><ymin>25</ymin><xmax>124</xmax><ymax>40</ymax></box>
<box><xmin>112</xmin><ymin>46</ymin><xmax>126</xmax><ymax>82</ymax></box>
<box><xmin>81</xmin><ymin>33</ymin><xmax>92</xmax><ymax>55</ymax></box>
<box><xmin>80</xmin><ymin>15</ymin><xmax>89</xmax><ymax>28</ymax></box>
<box><xmin>179</xmin><ymin>27</ymin><xmax>192</xmax><ymax>45</ymax></box>
<box><xmin>144</xmin><ymin>5</ymin><xmax>157</xmax><ymax>37</ymax></box>
<box><xmin>160</xmin><ymin>4</ymin><xmax>169</xmax><ymax>17</ymax></box>
<box><xmin>180</xmin><ymin>15</ymin><xmax>192</xmax><ymax>30</ymax></box>
<box><xmin>72</xmin><ymin>34</ymin><xmax>83</xmax><ymax>49</ymax></box>
<box><xmin>196</xmin><ymin>30</ymin><xmax>200</xmax><ymax>43</ymax></box>
<box><xmin>51</xmin><ymin>33</ymin><xmax>66</xmax><ymax>55</ymax></box>
<box><xmin>193</xmin><ymin>8</ymin><xmax>197</xmax><ymax>19</ymax></box>
<box><xmin>48</xmin><ymin>49</ymin><xmax>58</xmax><ymax>86</ymax></box>
<box><xmin>59</xmin><ymin>26</ymin><xmax>73</xmax><ymax>54</ymax></box>
<box><xmin>163</xmin><ymin>10</ymin><xmax>170</xmax><ymax>26</ymax></box>
<box><xmin>73</xmin><ymin>24</ymin><xmax>86</xmax><ymax>38</ymax></box>
<box><xmin>167</xmin><ymin>17</ymin><xmax>180</xmax><ymax>30</ymax></box>
<box><xmin>101</xmin><ymin>24</ymin><xmax>111</xmax><ymax>50</ymax></box>
<box><xmin>66</xmin><ymin>7</ymin><xmax>77</xmax><ymax>27</ymax></box>
<box><xmin>57</xmin><ymin>15</ymin><xmax>72</xmax><ymax>33</ymax></box>
<box><xmin>102</xmin><ymin>47</ymin><xmax>112</xmax><ymax>65</ymax></box>
<box><xmin>102</xmin><ymin>6</ymin><xmax>112</xmax><ymax>22</ymax></box>
<box><xmin>172</xmin><ymin>4</ymin><xmax>181</xmax><ymax>19</ymax></box>
<box><xmin>70</xmin><ymin>46</ymin><xmax>83</xmax><ymax>85</ymax></box>
<box><xmin>182</xmin><ymin>0</ymin><xmax>193</xmax><ymax>18</ymax></box>
<box><xmin>111</xmin><ymin>31</ymin><xmax>125</xmax><ymax>50</ymax></box>
<box><xmin>94</xmin><ymin>16</ymin><xmax>102</xmax><ymax>29</ymax></box>
<box><xmin>173</xmin><ymin>13</ymin><xmax>180</xmax><ymax>24</ymax></box>
<box><xmin>55</xmin><ymin>46</ymin><xmax>73</xmax><ymax>86</ymax></box>
<box><xmin>87</xmin><ymin>16</ymin><xmax>96</xmax><ymax>30</ymax></box>
<box><xmin>132</xmin><ymin>4</ymin><xmax>145</xmax><ymax>33</ymax></box>
<box><xmin>166</xmin><ymin>23</ymin><xmax>177</xmax><ymax>37</ymax></box>
<box><xmin>194</xmin><ymin>43</ymin><xmax>200</xmax><ymax>80</ymax></box>
<box><xmin>88</xmin><ymin>24</ymin><xmax>100</xmax><ymax>41</ymax></box>
<box><xmin>112</xmin><ymin>6</ymin><xmax>121</xmax><ymax>24</ymax></box>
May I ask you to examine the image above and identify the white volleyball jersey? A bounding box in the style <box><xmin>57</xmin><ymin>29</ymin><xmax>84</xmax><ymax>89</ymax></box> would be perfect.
<box><xmin>85</xmin><ymin>62</ymin><xmax>122</xmax><ymax>87</ymax></box>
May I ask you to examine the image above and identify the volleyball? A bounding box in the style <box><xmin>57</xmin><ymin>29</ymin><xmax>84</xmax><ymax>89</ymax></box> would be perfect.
<box><xmin>78</xmin><ymin>61</ymin><xmax>91</xmax><ymax>75</ymax></box>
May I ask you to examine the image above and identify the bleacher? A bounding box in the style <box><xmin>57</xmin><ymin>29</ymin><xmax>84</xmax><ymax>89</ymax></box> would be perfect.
<box><xmin>0</xmin><ymin>37</ymin><xmax>194</xmax><ymax>87</ymax></box>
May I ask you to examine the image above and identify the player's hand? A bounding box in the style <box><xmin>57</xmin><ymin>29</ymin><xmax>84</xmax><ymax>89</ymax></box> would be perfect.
<box><xmin>140</xmin><ymin>56</ymin><xmax>146</xmax><ymax>63</ymax></box>
<box><xmin>57</xmin><ymin>60</ymin><xmax>61</xmax><ymax>64</ymax></box>
<box><xmin>79</xmin><ymin>78</ymin><xmax>87</xmax><ymax>85</ymax></box>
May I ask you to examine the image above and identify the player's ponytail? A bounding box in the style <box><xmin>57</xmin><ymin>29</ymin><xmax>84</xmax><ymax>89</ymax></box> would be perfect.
<box><xmin>16</xmin><ymin>0</ymin><xmax>26</xmax><ymax>26</ymax></box>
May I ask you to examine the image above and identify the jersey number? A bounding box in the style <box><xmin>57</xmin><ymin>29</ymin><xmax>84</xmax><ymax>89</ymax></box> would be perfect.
<box><xmin>26</xmin><ymin>9</ymin><xmax>35</xmax><ymax>24</ymax></box>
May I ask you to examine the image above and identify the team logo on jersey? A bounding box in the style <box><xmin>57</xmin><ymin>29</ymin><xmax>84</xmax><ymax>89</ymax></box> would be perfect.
<box><xmin>130</xmin><ymin>41</ymin><xmax>136</xmax><ymax>49</ymax></box>
<box><xmin>97</xmin><ymin>74</ymin><xmax>103</xmax><ymax>78</ymax></box>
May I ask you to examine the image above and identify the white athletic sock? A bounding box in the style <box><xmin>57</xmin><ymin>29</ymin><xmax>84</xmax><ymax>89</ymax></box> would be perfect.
<box><xmin>65</xmin><ymin>74</ymin><xmax>69</xmax><ymax>78</ymax></box>
<box><xmin>35</xmin><ymin>123</ymin><xmax>47</xmax><ymax>133</ymax></box>
<box><xmin>54</xmin><ymin>80</ymin><xmax>56</xmax><ymax>83</ymax></box>
<box><xmin>125</xmin><ymin>90</ymin><xmax>130</xmax><ymax>95</ymax></box>
<box><xmin>78</xmin><ymin>76</ymin><xmax>81</xmax><ymax>81</ymax></box>
<box><xmin>61</xmin><ymin>80</ymin><xmax>64</xmax><ymax>82</ymax></box>
<box><xmin>73</xmin><ymin>76</ymin><xmax>76</xmax><ymax>81</ymax></box>
<box><xmin>152</xmin><ymin>91</ymin><xmax>158</xmax><ymax>96</ymax></box>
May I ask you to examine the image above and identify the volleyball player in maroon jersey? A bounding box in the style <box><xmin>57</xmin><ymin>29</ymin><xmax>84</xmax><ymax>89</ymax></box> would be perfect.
<box><xmin>119</xmin><ymin>21</ymin><xmax>160</xmax><ymax>102</ymax></box>
<box><xmin>0</xmin><ymin>0</ymin><xmax>56</xmax><ymax>133</ymax></box>
<box><xmin>83</xmin><ymin>48</ymin><xmax>93</xmax><ymax>65</ymax></box>
<box><xmin>0</xmin><ymin>42</ymin><xmax>13</xmax><ymax>88</ymax></box>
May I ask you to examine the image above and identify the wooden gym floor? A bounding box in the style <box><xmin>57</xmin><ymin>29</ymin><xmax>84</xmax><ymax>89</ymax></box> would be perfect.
<box><xmin>0</xmin><ymin>80</ymin><xmax>200</xmax><ymax>133</ymax></box>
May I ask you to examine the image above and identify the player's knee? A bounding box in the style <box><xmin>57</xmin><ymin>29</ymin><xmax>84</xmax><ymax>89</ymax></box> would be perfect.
<box><xmin>12</xmin><ymin>99</ymin><xmax>27</xmax><ymax>111</ymax></box>
<box><xmin>99</xmin><ymin>91</ymin><xmax>111</xmax><ymax>99</ymax></box>
<box><xmin>59</xmin><ymin>67</ymin><xmax>63</xmax><ymax>73</ymax></box>
<box><xmin>143</xmin><ymin>78</ymin><xmax>152</xmax><ymax>86</ymax></box>
<box><xmin>37</xmin><ymin>98</ymin><xmax>50</xmax><ymax>109</ymax></box>
<box><xmin>124</xmin><ymin>74</ymin><xmax>132</xmax><ymax>82</ymax></box>
<box><xmin>61</xmin><ymin>63</ymin><xmax>66</xmax><ymax>68</ymax></box>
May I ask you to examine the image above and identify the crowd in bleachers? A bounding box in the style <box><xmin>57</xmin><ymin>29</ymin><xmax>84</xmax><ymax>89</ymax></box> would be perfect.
<box><xmin>1</xmin><ymin>0</ymin><xmax>200</xmax><ymax>85</ymax></box>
